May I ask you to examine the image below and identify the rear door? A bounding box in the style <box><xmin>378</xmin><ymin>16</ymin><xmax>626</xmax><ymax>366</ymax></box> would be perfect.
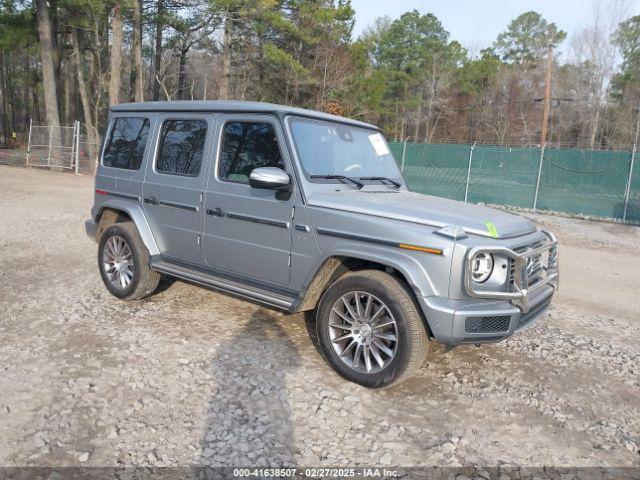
<box><xmin>142</xmin><ymin>114</ymin><xmax>214</xmax><ymax>263</ymax></box>
<box><xmin>202</xmin><ymin>115</ymin><xmax>295</xmax><ymax>286</ymax></box>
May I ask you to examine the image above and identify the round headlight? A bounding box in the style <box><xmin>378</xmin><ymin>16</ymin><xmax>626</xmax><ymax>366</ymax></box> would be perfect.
<box><xmin>471</xmin><ymin>252</ymin><xmax>494</xmax><ymax>283</ymax></box>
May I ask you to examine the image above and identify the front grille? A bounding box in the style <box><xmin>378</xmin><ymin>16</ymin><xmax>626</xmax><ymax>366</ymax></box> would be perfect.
<box><xmin>509</xmin><ymin>260</ymin><xmax>516</xmax><ymax>285</ymax></box>
<box><xmin>465</xmin><ymin>315</ymin><xmax>511</xmax><ymax>333</ymax></box>
<box><xmin>511</xmin><ymin>240</ymin><xmax>546</xmax><ymax>288</ymax></box>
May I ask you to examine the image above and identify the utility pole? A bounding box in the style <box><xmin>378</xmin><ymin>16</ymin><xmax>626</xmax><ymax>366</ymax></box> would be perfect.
<box><xmin>540</xmin><ymin>45</ymin><xmax>553</xmax><ymax>145</ymax></box>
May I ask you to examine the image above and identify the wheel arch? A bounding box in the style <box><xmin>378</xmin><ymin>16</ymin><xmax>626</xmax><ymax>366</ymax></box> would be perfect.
<box><xmin>93</xmin><ymin>199</ymin><xmax>160</xmax><ymax>256</ymax></box>
<box><xmin>293</xmin><ymin>249</ymin><xmax>437</xmax><ymax>336</ymax></box>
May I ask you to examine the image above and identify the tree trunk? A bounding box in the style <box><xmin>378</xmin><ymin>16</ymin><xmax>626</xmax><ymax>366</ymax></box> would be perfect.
<box><xmin>219</xmin><ymin>10</ymin><xmax>233</xmax><ymax>99</ymax></box>
<box><xmin>130</xmin><ymin>0</ymin><xmax>144</xmax><ymax>102</ymax></box>
<box><xmin>50</xmin><ymin>0</ymin><xmax>62</xmax><ymax>108</ymax></box>
<box><xmin>35</xmin><ymin>0</ymin><xmax>61</xmax><ymax>127</ymax></box>
<box><xmin>63</xmin><ymin>54</ymin><xmax>72</xmax><ymax>124</ymax></box>
<box><xmin>177</xmin><ymin>46</ymin><xmax>188</xmax><ymax>100</ymax></box>
<box><xmin>590</xmin><ymin>106</ymin><xmax>600</xmax><ymax>149</ymax></box>
<box><xmin>71</xmin><ymin>28</ymin><xmax>97</xmax><ymax>166</ymax></box>
<box><xmin>152</xmin><ymin>0</ymin><xmax>164</xmax><ymax>101</ymax></box>
<box><xmin>109</xmin><ymin>3</ymin><xmax>123</xmax><ymax>106</ymax></box>
<box><xmin>61</xmin><ymin>28</ymin><xmax>76</xmax><ymax>125</ymax></box>
<box><xmin>8</xmin><ymin>60</ymin><xmax>16</xmax><ymax>135</ymax></box>
<box><xmin>23</xmin><ymin>51</ymin><xmax>31</xmax><ymax>134</ymax></box>
<box><xmin>0</xmin><ymin>52</ymin><xmax>8</xmax><ymax>145</ymax></box>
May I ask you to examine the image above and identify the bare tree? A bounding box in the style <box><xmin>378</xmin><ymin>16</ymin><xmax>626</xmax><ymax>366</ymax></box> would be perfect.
<box><xmin>569</xmin><ymin>0</ymin><xmax>631</xmax><ymax>147</ymax></box>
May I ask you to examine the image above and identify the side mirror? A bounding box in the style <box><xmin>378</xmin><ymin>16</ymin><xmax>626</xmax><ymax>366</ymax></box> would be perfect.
<box><xmin>249</xmin><ymin>167</ymin><xmax>291</xmax><ymax>190</ymax></box>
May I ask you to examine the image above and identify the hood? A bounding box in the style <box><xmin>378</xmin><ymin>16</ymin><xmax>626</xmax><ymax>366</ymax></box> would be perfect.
<box><xmin>307</xmin><ymin>189</ymin><xmax>537</xmax><ymax>239</ymax></box>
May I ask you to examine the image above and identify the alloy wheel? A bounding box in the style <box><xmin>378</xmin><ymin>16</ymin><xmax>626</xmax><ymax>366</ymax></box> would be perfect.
<box><xmin>102</xmin><ymin>235</ymin><xmax>134</xmax><ymax>289</ymax></box>
<box><xmin>328</xmin><ymin>291</ymin><xmax>398</xmax><ymax>373</ymax></box>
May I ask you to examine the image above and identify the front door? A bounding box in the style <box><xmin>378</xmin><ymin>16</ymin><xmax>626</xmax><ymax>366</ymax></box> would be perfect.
<box><xmin>143</xmin><ymin>114</ymin><xmax>214</xmax><ymax>263</ymax></box>
<box><xmin>203</xmin><ymin>115</ymin><xmax>295</xmax><ymax>286</ymax></box>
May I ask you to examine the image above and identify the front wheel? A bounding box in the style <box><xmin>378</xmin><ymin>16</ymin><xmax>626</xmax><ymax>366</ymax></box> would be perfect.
<box><xmin>315</xmin><ymin>270</ymin><xmax>429</xmax><ymax>388</ymax></box>
<box><xmin>98</xmin><ymin>222</ymin><xmax>160</xmax><ymax>300</ymax></box>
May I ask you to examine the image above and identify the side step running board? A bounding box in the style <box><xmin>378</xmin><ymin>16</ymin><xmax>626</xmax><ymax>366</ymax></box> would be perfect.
<box><xmin>151</xmin><ymin>260</ymin><xmax>296</xmax><ymax>311</ymax></box>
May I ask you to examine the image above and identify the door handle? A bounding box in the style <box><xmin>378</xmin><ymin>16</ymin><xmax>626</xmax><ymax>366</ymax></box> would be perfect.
<box><xmin>144</xmin><ymin>196</ymin><xmax>158</xmax><ymax>205</ymax></box>
<box><xmin>206</xmin><ymin>207</ymin><xmax>225</xmax><ymax>217</ymax></box>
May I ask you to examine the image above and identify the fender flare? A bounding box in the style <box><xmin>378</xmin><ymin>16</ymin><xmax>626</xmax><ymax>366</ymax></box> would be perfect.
<box><xmin>93</xmin><ymin>199</ymin><xmax>160</xmax><ymax>256</ymax></box>
<box><xmin>295</xmin><ymin>243</ymin><xmax>442</xmax><ymax>316</ymax></box>
<box><xmin>320</xmin><ymin>244</ymin><xmax>440</xmax><ymax>298</ymax></box>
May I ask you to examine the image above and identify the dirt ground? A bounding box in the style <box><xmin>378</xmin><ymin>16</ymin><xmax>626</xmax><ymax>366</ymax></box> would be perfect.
<box><xmin>0</xmin><ymin>165</ymin><xmax>638</xmax><ymax>470</ymax></box>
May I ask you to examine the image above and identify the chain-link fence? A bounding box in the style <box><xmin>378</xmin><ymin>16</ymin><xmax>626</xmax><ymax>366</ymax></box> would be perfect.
<box><xmin>389</xmin><ymin>139</ymin><xmax>640</xmax><ymax>224</ymax></box>
<box><xmin>19</xmin><ymin>120</ymin><xmax>98</xmax><ymax>175</ymax></box>
<box><xmin>26</xmin><ymin>120</ymin><xmax>80</xmax><ymax>171</ymax></box>
<box><xmin>76</xmin><ymin>138</ymin><xmax>99</xmax><ymax>175</ymax></box>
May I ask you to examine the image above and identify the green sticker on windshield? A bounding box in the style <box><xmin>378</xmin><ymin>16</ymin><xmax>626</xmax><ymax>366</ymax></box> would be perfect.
<box><xmin>484</xmin><ymin>221</ymin><xmax>498</xmax><ymax>238</ymax></box>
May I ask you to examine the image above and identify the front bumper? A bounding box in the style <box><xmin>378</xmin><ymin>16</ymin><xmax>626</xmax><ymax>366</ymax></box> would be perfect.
<box><xmin>85</xmin><ymin>218</ymin><xmax>97</xmax><ymax>242</ymax></box>
<box><xmin>419</xmin><ymin>284</ymin><xmax>554</xmax><ymax>345</ymax></box>
<box><xmin>418</xmin><ymin>229</ymin><xmax>558</xmax><ymax>346</ymax></box>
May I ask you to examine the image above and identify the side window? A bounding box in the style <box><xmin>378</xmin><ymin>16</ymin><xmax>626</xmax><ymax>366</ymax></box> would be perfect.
<box><xmin>102</xmin><ymin>117</ymin><xmax>150</xmax><ymax>170</ymax></box>
<box><xmin>219</xmin><ymin>122</ymin><xmax>285</xmax><ymax>184</ymax></box>
<box><xmin>156</xmin><ymin>119</ymin><xmax>207</xmax><ymax>176</ymax></box>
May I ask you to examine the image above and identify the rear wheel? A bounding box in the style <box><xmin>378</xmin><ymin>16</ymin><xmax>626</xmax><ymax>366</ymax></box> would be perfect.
<box><xmin>315</xmin><ymin>270</ymin><xmax>429</xmax><ymax>388</ymax></box>
<box><xmin>98</xmin><ymin>222</ymin><xmax>160</xmax><ymax>300</ymax></box>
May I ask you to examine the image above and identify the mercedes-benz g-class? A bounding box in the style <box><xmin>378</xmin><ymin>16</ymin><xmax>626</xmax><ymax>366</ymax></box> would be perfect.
<box><xmin>86</xmin><ymin>101</ymin><xmax>558</xmax><ymax>388</ymax></box>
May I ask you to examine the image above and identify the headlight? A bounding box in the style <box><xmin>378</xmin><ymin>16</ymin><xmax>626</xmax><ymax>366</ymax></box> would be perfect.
<box><xmin>471</xmin><ymin>252</ymin><xmax>494</xmax><ymax>283</ymax></box>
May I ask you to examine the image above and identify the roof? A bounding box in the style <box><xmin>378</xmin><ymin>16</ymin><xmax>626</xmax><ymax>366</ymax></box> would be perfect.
<box><xmin>110</xmin><ymin>100</ymin><xmax>378</xmax><ymax>130</ymax></box>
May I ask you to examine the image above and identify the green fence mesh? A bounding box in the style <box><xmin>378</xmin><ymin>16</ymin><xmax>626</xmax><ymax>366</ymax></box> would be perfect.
<box><xmin>389</xmin><ymin>143</ymin><xmax>469</xmax><ymax>201</ymax></box>
<box><xmin>627</xmin><ymin>159</ymin><xmax>640</xmax><ymax>223</ymax></box>
<box><xmin>468</xmin><ymin>146</ymin><xmax>541</xmax><ymax>208</ymax></box>
<box><xmin>389</xmin><ymin>141</ymin><xmax>637</xmax><ymax>223</ymax></box>
<box><xmin>537</xmin><ymin>148</ymin><xmax>631</xmax><ymax>219</ymax></box>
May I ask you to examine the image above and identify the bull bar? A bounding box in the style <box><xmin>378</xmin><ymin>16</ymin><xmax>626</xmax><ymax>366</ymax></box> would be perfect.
<box><xmin>464</xmin><ymin>230</ymin><xmax>559</xmax><ymax>313</ymax></box>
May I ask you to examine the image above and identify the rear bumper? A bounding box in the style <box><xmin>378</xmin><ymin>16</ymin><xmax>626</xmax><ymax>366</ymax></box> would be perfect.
<box><xmin>419</xmin><ymin>284</ymin><xmax>554</xmax><ymax>345</ymax></box>
<box><xmin>85</xmin><ymin>218</ymin><xmax>97</xmax><ymax>242</ymax></box>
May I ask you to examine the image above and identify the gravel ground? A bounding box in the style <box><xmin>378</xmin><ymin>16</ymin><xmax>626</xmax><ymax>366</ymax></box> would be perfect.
<box><xmin>0</xmin><ymin>166</ymin><xmax>639</xmax><ymax>469</ymax></box>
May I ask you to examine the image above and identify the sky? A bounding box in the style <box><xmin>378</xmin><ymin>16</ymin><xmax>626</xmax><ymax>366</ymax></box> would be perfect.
<box><xmin>350</xmin><ymin>0</ymin><xmax>640</xmax><ymax>55</ymax></box>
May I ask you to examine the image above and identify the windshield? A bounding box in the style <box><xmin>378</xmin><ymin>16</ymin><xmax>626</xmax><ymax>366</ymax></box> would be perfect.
<box><xmin>288</xmin><ymin>117</ymin><xmax>402</xmax><ymax>185</ymax></box>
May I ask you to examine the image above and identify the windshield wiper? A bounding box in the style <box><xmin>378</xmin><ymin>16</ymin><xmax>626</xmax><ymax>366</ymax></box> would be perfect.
<box><xmin>360</xmin><ymin>176</ymin><xmax>402</xmax><ymax>188</ymax></box>
<box><xmin>310</xmin><ymin>175</ymin><xmax>364</xmax><ymax>189</ymax></box>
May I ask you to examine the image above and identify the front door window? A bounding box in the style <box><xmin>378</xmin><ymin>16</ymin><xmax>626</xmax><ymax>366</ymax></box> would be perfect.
<box><xmin>218</xmin><ymin>122</ymin><xmax>285</xmax><ymax>183</ymax></box>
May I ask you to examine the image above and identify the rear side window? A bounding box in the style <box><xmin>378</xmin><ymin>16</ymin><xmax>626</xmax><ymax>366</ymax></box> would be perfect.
<box><xmin>156</xmin><ymin>119</ymin><xmax>207</xmax><ymax>176</ymax></box>
<box><xmin>102</xmin><ymin>117</ymin><xmax>150</xmax><ymax>170</ymax></box>
<box><xmin>218</xmin><ymin>122</ymin><xmax>285</xmax><ymax>183</ymax></box>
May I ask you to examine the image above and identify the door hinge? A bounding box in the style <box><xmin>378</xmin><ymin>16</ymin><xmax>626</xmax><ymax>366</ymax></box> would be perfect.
<box><xmin>197</xmin><ymin>235</ymin><xmax>201</xmax><ymax>246</ymax></box>
<box><xmin>288</xmin><ymin>255</ymin><xmax>291</xmax><ymax>267</ymax></box>
<box><xmin>291</xmin><ymin>206</ymin><xmax>295</xmax><ymax>219</ymax></box>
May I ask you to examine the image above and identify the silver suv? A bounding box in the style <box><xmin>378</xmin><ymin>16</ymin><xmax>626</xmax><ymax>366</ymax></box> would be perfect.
<box><xmin>86</xmin><ymin>101</ymin><xmax>559</xmax><ymax>388</ymax></box>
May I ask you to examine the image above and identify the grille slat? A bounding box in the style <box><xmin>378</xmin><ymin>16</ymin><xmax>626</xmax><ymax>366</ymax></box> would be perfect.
<box><xmin>509</xmin><ymin>240</ymin><xmax>550</xmax><ymax>290</ymax></box>
<box><xmin>465</xmin><ymin>315</ymin><xmax>511</xmax><ymax>333</ymax></box>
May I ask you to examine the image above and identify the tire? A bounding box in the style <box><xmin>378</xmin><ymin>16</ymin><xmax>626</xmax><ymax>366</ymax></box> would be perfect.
<box><xmin>315</xmin><ymin>270</ymin><xmax>429</xmax><ymax>389</ymax></box>
<box><xmin>97</xmin><ymin>222</ymin><xmax>160</xmax><ymax>300</ymax></box>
